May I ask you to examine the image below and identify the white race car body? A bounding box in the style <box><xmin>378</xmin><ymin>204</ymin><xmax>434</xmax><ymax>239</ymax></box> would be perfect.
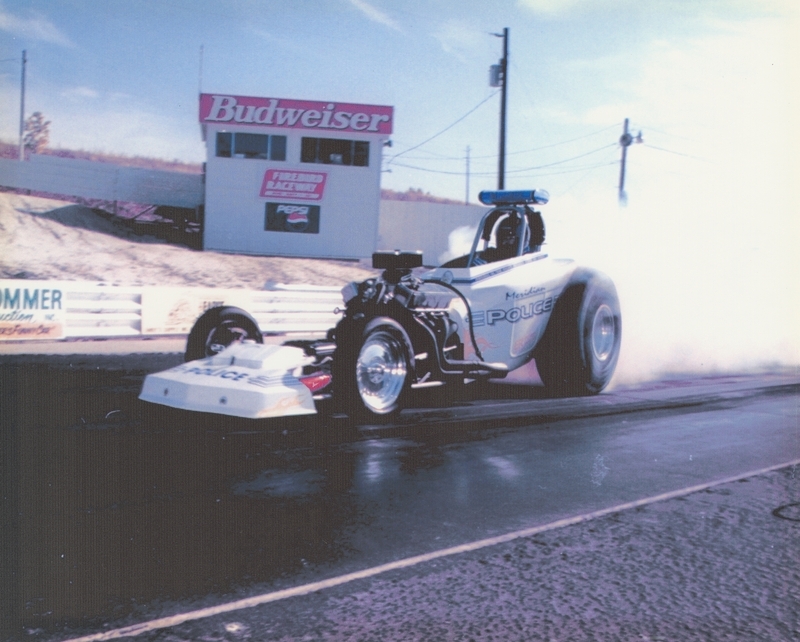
<box><xmin>140</xmin><ymin>189</ymin><xmax>621</xmax><ymax>419</ymax></box>
<box><xmin>139</xmin><ymin>343</ymin><xmax>318</xmax><ymax>419</ymax></box>
<box><xmin>423</xmin><ymin>255</ymin><xmax>576</xmax><ymax>372</ymax></box>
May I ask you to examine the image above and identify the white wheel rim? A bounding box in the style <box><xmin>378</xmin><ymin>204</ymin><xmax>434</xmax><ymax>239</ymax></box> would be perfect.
<box><xmin>591</xmin><ymin>304</ymin><xmax>616</xmax><ymax>362</ymax></box>
<box><xmin>206</xmin><ymin>322</ymin><xmax>253</xmax><ymax>356</ymax></box>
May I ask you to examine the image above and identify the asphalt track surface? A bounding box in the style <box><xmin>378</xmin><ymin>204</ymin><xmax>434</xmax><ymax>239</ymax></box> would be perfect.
<box><xmin>1</xmin><ymin>345</ymin><xmax>798</xmax><ymax>641</ymax></box>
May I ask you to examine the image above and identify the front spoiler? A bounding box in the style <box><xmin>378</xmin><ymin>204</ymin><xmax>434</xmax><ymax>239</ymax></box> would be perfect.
<box><xmin>139</xmin><ymin>343</ymin><xmax>317</xmax><ymax>419</ymax></box>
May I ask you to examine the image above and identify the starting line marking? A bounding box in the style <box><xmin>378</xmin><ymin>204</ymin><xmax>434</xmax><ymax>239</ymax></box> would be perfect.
<box><xmin>62</xmin><ymin>458</ymin><xmax>800</xmax><ymax>642</ymax></box>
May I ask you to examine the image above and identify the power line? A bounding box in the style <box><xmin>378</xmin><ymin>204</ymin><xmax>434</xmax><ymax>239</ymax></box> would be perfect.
<box><xmin>643</xmin><ymin>143</ymin><xmax>707</xmax><ymax>162</ymax></box>
<box><xmin>506</xmin><ymin>143</ymin><xmax>616</xmax><ymax>173</ymax></box>
<box><xmin>507</xmin><ymin>124</ymin><xmax>619</xmax><ymax>156</ymax></box>
<box><xmin>515</xmin><ymin>160</ymin><xmax>618</xmax><ymax>177</ymax></box>
<box><xmin>391</xmin><ymin>159</ymin><xmax>616</xmax><ymax>177</ymax></box>
<box><xmin>396</xmin><ymin>123</ymin><xmax>620</xmax><ymax>162</ymax></box>
<box><xmin>390</xmin><ymin>142</ymin><xmax>615</xmax><ymax>176</ymax></box>
<box><xmin>637</xmin><ymin>124</ymin><xmax>696</xmax><ymax>142</ymax></box>
<box><xmin>386</xmin><ymin>91</ymin><xmax>498</xmax><ymax>164</ymax></box>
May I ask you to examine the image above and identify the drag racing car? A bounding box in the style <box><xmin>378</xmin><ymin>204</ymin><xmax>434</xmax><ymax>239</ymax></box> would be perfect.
<box><xmin>139</xmin><ymin>189</ymin><xmax>621</xmax><ymax>420</ymax></box>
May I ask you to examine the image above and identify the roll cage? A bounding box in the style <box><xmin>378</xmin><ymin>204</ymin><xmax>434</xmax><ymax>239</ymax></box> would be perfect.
<box><xmin>442</xmin><ymin>189</ymin><xmax>549</xmax><ymax>269</ymax></box>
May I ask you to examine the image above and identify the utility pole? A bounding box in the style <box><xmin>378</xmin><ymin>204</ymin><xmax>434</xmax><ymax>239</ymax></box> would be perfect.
<box><xmin>19</xmin><ymin>49</ymin><xmax>26</xmax><ymax>161</ymax></box>
<box><xmin>618</xmin><ymin>118</ymin><xmax>643</xmax><ymax>203</ymax></box>
<box><xmin>465</xmin><ymin>145</ymin><xmax>471</xmax><ymax>204</ymax></box>
<box><xmin>618</xmin><ymin>118</ymin><xmax>632</xmax><ymax>203</ymax></box>
<box><xmin>494</xmin><ymin>28</ymin><xmax>509</xmax><ymax>190</ymax></box>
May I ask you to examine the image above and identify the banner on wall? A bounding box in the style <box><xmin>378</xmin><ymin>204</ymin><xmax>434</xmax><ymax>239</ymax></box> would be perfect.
<box><xmin>260</xmin><ymin>170</ymin><xmax>327</xmax><ymax>201</ymax></box>
<box><xmin>0</xmin><ymin>281</ymin><xmax>65</xmax><ymax>340</ymax></box>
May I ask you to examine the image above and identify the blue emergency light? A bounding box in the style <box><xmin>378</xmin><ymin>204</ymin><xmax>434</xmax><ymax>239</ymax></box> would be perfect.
<box><xmin>478</xmin><ymin>189</ymin><xmax>550</xmax><ymax>206</ymax></box>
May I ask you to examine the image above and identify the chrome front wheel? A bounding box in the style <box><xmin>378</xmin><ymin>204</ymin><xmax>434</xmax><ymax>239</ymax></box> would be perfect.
<box><xmin>356</xmin><ymin>327</ymin><xmax>410</xmax><ymax>415</ymax></box>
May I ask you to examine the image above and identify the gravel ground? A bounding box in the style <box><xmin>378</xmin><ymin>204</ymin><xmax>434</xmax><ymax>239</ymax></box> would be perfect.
<box><xmin>137</xmin><ymin>465</ymin><xmax>800</xmax><ymax>642</ymax></box>
<box><xmin>0</xmin><ymin>193</ymin><xmax>375</xmax><ymax>287</ymax></box>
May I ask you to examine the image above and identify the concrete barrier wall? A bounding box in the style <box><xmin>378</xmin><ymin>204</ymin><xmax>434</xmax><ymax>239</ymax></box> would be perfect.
<box><xmin>0</xmin><ymin>279</ymin><xmax>343</xmax><ymax>342</ymax></box>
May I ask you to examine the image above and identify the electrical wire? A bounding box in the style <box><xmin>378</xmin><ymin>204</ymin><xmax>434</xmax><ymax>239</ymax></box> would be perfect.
<box><xmin>505</xmin><ymin>143</ymin><xmax>617</xmax><ymax>173</ymax></box>
<box><xmin>389</xmin><ymin>141</ymin><xmax>616</xmax><ymax>177</ymax></box>
<box><xmin>391</xmin><ymin>159</ymin><xmax>616</xmax><ymax>177</ymax></box>
<box><xmin>395</xmin><ymin>123</ymin><xmax>620</xmax><ymax>162</ymax></box>
<box><xmin>527</xmin><ymin>161</ymin><xmax>618</xmax><ymax>177</ymax></box>
<box><xmin>643</xmin><ymin>143</ymin><xmax>707</xmax><ymax>162</ymax></box>
<box><xmin>386</xmin><ymin>91</ymin><xmax>499</xmax><ymax>164</ymax></box>
<box><xmin>636</xmin><ymin>124</ymin><xmax>696</xmax><ymax>142</ymax></box>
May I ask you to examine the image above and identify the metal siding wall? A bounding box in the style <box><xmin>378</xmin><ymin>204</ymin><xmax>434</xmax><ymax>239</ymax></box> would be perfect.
<box><xmin>377</xmin><ymin>200</ymin><xmax>486</xmax><ymax>266</ymax></box>
<box><xmin>0</xmin><ymin>156</ymin><xmax>203</xmax><ymax>208</ymax></box>
<box><xmin>202</xmin><ymin>125</ymin><xmax>383</xmax><ymax>260</ymax></box>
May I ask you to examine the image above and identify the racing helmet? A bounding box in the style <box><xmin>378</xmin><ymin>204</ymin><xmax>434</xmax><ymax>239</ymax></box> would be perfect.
<box><xmin>494</xmin><ymin>214</ymin><xmax>521</xmax><ymax>258</ymax></box>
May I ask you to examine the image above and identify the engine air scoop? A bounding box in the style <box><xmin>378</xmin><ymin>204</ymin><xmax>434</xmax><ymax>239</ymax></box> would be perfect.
<box><xmin>139</xmin><ymin>343</ymin><xmax>317</xmax><ymax>419</ymax></box>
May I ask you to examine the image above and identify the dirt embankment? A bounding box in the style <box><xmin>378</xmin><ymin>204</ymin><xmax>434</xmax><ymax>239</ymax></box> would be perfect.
<box><xmin>0</xmin><ymin>193</ymin><xmax>375</xmax><ymax>288</ymax></box>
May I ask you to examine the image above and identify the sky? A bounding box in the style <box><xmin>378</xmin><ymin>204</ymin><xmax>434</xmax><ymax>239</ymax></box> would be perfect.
<box><xmin>0</xmin><ymin>0</ymin><xmax>798</xmax><ymax>378</ymax></box>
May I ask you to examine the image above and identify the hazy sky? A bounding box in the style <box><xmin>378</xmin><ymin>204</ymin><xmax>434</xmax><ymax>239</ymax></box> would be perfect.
<box><xmin>0</xmin><ymin>0</ymin><xmax>796</xmax><ymax>201</ymax></box>
<box><xmin>1</xmin><ymin>0</ymin><xmax>798</xmax><ymax>376</ymax></box>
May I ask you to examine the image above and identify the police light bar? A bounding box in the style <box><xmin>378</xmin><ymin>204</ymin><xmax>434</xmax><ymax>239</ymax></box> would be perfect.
<box><xmin>478</xmin><ymin>189</ymin><xmax>550</xmax><ymax>206</ymax></box>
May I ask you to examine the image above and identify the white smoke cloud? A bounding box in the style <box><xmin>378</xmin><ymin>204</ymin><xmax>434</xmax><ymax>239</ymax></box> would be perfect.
<box><xmin>439</xmin><ymin>224</ymin><xmax>478</xmax><ymax>264</ymax></box>
<box><xmin>454</xmin><ymin>16</ymin><xmax>799</xmax><ymax>385</ymax></box>
<box><xmin>543</xmin><ymin>17</ymin><xmax>799</xmax><ymax>383</ymax></box>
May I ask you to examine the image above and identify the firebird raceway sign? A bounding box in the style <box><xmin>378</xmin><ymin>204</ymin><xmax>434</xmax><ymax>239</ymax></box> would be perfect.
<box><xmin>0</xmin><ymin>282</ymin><xmax>65</xmax><ymax>340</ymax></box>
<box><xmin>199</xmin><ymin>94</ymin><xmax>393</xmax><ymax>260</ymax></box>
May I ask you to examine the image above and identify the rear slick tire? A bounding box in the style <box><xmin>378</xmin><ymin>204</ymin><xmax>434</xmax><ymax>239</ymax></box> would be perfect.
<box><xmin>184</xmin><ymin>306</ymin><xmax>263</xmax><ymax>362</ymax></box>
<box><xmin>535</xmin><ymin>269</ymin><xmax>621</xmax><ymax>397</ymax></box>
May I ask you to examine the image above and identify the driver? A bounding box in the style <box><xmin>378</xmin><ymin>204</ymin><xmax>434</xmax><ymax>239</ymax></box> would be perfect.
<box><xmin>475</xmin><ymin>215</ymin><xmax>519</xmax><ymax>264</ymax></box>
<box><xmin>495</xmin><ymin>215</ymin><xmax>519</xmax><ymax>260</ymax></box>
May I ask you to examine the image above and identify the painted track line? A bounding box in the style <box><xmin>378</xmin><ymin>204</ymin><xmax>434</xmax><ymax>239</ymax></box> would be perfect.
<box><xmin>61</xmin><ymin>458</ymin><xmax>800</xmax><ymax>642</ymax></box>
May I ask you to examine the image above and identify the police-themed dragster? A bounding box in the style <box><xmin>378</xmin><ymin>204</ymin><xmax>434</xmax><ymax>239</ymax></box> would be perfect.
<box><xmin>139</xmin><ymin>189</ymin><xmax>621</xmax><ymax>420</ymax></box>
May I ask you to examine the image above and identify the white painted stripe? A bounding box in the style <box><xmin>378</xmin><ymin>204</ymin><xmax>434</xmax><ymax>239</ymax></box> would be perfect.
<box><xmin>61</xmin><ymin>458</ymin><xmax>800</xmax><ymax>642</ymax></box>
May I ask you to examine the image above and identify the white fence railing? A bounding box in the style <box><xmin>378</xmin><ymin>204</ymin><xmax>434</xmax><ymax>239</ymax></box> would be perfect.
<box><xmin>0</xmin><ymin>280</ymin><xmax>344</xmax><ymax>342</ymax></box>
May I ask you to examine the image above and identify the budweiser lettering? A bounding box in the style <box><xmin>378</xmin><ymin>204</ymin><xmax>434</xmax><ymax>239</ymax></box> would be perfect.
<box><xmin>200</xmin><ymin>94</ymin><xmax>393</xmax><ymax>134</ymax></box>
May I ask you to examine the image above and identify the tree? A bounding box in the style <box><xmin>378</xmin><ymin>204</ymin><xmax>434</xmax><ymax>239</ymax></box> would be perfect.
<box><xmin>24</xmin><ymin>112</ymin><xmax>51</xmax><ymax>154</ymax></box>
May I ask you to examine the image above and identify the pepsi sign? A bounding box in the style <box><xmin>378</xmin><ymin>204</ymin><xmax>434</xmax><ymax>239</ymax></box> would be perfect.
<box><xmin>265</xmin><ymin>203</ymin><xmax>320</xmax><ymax>234</ymax></box>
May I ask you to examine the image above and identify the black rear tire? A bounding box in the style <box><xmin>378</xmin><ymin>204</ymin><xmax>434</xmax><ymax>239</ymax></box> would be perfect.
<box><xmin>535</xmin><ymin>269</ymin><xmax>621</xmax><ymax>396</ymax></box>
<box><xmin>184</xmin><ymin>306</ymin><xmax>263</xmax><ymax>362</ymax></box>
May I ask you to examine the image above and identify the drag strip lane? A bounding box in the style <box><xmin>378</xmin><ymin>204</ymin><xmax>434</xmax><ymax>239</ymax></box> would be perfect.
<box><xmin>58</xmin><ymin>457</ymin><xmax>800</xmax><ymax>642</ymax></box>
<box><xmin>1</xmin><ymin>356</ymin><xmax>798</xmax><ymax>641</ymax></box>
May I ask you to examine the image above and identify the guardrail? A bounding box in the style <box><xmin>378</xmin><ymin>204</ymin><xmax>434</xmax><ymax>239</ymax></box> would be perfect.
<box><xmin>0</xmin><ymin>279</ymin><xmax>344</xmax><ymax>342</ymax></box>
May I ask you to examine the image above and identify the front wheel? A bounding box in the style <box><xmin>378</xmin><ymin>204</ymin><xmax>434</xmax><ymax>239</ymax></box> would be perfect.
<box><xmin>535</xmin><ymin>269</ymin><xmax>621</xmax><ymax>396</ymax></box>
<box><xmin>334</xmin><ymin>317</ymin><xmax>413</xmax><ymax>419</ymax></box>
<box><xmin>184</xmin><ymin>306</ymin><xmax>263</xmax><ymax>361</ymax></box>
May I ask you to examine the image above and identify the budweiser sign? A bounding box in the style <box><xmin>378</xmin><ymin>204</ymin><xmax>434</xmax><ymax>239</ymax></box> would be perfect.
<box><xmin>200</xmin><ymin>94</ymin><xmax>393</xmax><ymax>134</ymax></box>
